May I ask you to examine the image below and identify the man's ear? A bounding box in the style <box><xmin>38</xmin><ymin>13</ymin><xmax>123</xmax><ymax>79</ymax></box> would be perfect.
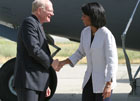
<box><xmin>37</xmin><ymin>7</ymin><xmax>42</xmax><ymax>15</ymax></box>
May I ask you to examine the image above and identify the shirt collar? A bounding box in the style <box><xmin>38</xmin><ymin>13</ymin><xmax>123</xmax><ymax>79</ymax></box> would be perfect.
<box><xmin>31</xmin><ymin>14</ymin><xmax>40</xmax><ymax>23</ymax></box>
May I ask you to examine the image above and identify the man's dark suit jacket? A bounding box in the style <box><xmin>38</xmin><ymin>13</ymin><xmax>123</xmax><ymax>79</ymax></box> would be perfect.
<box><xmin>13</xmin><ymin>15</ymin><xmax>53</xmax><ymax>91</ymax></box>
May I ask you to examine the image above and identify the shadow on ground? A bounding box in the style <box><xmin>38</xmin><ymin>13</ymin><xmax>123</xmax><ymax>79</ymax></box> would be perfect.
<box><xmin>117</xmin><ymin>79</ymin><xmax>129</xmax><ymax>83</ymax></box>
<box><xmin>50</xmin><ymin>93</ymin><xmax>128</xmax><ymax>101</ymax></box>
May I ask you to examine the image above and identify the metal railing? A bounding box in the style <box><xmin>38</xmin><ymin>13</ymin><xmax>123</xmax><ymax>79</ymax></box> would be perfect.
<box><xmin>121</xmin><ymin>0</ymin><xmax>140</xmax><ymax>95</ymax></box>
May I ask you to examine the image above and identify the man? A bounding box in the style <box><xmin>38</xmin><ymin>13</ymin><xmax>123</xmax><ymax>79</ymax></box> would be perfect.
<box><xmin>13</xmin><ymin>0</ymin><xmax>58</xmax><ymax>101</ymax></box>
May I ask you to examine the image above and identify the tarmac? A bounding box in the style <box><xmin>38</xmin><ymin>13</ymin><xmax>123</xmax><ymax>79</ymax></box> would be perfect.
<box><xmin>49</xmin><ymin>64</ymin><xmax>140</xmax><ymax>101</ymax></box>
<box><xmin>0</xmin><ymin>64</ymin><xmax>140</xmax><ymax>101</ymax></box>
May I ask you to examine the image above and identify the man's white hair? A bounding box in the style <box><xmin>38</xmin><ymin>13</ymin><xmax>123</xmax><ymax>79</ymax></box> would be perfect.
<box><xmin>32</xmin><ymin>0</ymin><xmax>50</xmax><ymax>13</ymax></box>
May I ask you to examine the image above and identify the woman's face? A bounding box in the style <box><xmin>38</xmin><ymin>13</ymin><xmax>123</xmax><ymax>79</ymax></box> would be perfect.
<box><xmin>81</xmin><ymin>13</ymin><xmax>91</xmax><ymax>26</ymax></box>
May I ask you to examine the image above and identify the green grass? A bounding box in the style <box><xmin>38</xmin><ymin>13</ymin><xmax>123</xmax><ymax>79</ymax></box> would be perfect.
<box><xmin>0</xmin><ymin>38</ymin><xmax>17</xmax><ymax>57</ymax></box>
<box><xmin>49</xmin><ymin>41</ymin><xmax>79</xmax><ymax>57</ymax></box>
<box><xmin>0</xmin><ymin>37</ymin><xmax>140</xmax><ymax>64</ymax></box>
<box><xmin>118</xmin><ymin>48</ymin><xmax>140</xmax><ymax>64</ymax></box>
<box><xmin>51</xmin><ymin>42</ymin><xmax>140</xmax><ymax>64</ymax></box>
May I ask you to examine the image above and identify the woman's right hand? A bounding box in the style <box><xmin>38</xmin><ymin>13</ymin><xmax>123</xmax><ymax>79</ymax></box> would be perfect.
<box><xmin>56</xmin><ymin>60</ymin><xmax>66</xmax><ymax>71</ymax></box>
<box><xmin>57</xmin><ymin>58</ymin><xmax>72</xmax><ymax>72</ymax></box>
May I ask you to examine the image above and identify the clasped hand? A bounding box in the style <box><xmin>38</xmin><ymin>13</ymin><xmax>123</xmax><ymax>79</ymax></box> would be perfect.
<box><xmin>51</xmin><ymin>59</ymin><xmax>66</xmax><ymax>72</ymax></box>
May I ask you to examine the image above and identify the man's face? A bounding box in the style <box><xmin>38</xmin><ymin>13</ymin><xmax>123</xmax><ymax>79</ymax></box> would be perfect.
<box><xmin>40</xmin><ymin>1</ymin><xmax>54</xmax><ymax>23</ymax></box>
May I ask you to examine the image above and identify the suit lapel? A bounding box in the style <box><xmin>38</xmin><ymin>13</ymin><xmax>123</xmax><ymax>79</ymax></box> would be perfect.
<box><xmin>90</xmin><ymin>28</ymin><xmax>99</xmax><ymax>50</ymax></box>
<box><xmin>38</xmin><ymin>23</ymin><xmax>47</xmax><ymax>40</ymax></box>
<box><xmin>87</xmin><ymin>27</ymin><xmax>96</xmax><ymax>49</ymax></box>
<box><xmin>38</xmin><ymin>23</ymin><xmax>51</xmax><ymax>55</ymax></box>
<box><xmin>31</xmin><ymin>15</ymin><xmax>46</xmax><ymax>40</ymax></box>
<box><xmin>85</xmin><ymin>27</ymin><xmax>91</xmax><ymax>49</ymax></box>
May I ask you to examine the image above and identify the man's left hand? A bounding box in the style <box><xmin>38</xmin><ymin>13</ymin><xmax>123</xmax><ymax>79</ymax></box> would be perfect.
<box><xmin>46</xmin><ymin>87</ymin><xmax>51</xmax><ymax>97</ymax></box>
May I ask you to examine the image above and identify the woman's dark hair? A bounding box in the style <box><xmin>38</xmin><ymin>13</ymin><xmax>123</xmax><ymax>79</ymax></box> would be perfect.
<box><xmin>81</xmin><ymin>2</ymin><xmax>106</xmax><ymax>28</ymax></box>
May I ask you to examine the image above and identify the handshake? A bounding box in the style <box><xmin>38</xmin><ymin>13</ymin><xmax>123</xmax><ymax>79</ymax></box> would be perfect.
<box><xmin>51</xmin><ymin>59</ymin><xmax>69</xmax><ymax>72</ymax></box>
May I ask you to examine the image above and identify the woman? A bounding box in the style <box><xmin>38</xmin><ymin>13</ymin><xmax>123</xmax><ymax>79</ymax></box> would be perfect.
<box><xmin>58</xmin><ymin>2</ymin><xmax>118</xmax><ymax>101</ymax></box>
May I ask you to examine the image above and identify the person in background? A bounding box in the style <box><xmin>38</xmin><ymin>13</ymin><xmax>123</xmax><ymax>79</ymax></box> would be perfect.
<box><xmin>57</xmin><ymin>2</ymin><xmax>118</xmax><ymax>101</ymax></box>
<box><xmin>13</xmin><ymin>0</ymin><xmax>59</xmax><ymax>101</ymax></box>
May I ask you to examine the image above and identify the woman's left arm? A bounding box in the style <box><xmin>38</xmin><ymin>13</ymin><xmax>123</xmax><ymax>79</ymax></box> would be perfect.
<box><xmin>104</xmin><ymin>32</ymin><xmax>118</xmax><ymax>83</ymax></box>
<box><xmin>103</xmin><ymin>32</ymin><xmax>118</xmax><ymax>99</ymax></box>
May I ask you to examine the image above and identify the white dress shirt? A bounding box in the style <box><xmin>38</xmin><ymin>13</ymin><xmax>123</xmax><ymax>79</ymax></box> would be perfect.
<box><xmin>69</xmin><ymin>26</ymin><xmax>118</xmax><ymax>93</ymax></box>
